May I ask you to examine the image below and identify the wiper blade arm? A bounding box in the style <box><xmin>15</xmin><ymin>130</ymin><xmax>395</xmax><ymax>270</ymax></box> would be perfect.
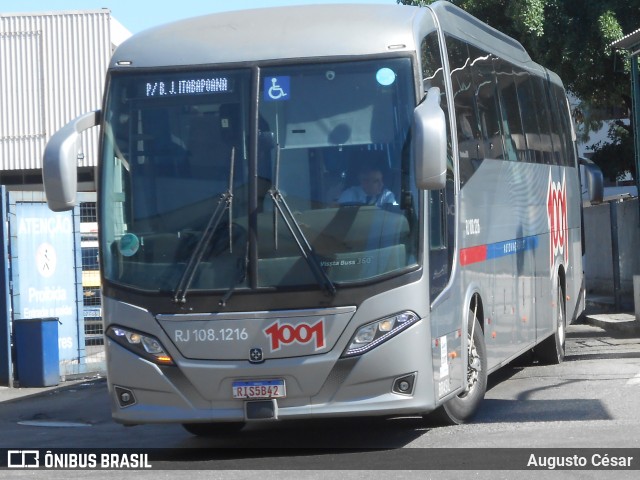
<box><xmin>268</xmin><ymin>144</ymin><xmax>335</xmax><ymax>296</ymax></box>
<box><xmin>172</xmin><ymin>191</ymin><xmax>232</xmax><ymax>304</ymax></box>
<box><xmin>218</xmin><ymin>246</ymin><xmax>248</xmax><ymax>307</ymax></box>
<box><xmin>173</xmin><ymin>148</ymin><xmax>236</xmax><ymax>304</ymax></box>
<box><xmin>268</xmin><ymin>188</ymin><xmax>336</xmax><ymax>297</ymax></box>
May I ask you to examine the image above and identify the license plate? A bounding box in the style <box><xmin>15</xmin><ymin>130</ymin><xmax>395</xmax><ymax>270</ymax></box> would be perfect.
<box><xmin>232</xmin><ymin>379</ymin><xmax>286</xmax><ymax>399</ymax></box>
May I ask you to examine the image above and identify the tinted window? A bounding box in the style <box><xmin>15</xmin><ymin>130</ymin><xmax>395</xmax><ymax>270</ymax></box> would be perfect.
<box><xmin>446</xmin><ymin>35</ymin><xmax>483</xmax><ymax>185</ymax></box>
<box><xmin>495</xmin><ymin>60</ymin><xmax>524</xmax><ymax>162</ymax></box>
<box><xmin>469</xmin><ymin>46</ymin><xmax>503</xmax><ymax>161</ymax></box>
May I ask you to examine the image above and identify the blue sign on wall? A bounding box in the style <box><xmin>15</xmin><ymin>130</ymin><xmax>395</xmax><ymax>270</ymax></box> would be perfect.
<box><xmin>15</xmin><ymin>203</ymin><xmax>79</xmax><ymax>365</ymax></box>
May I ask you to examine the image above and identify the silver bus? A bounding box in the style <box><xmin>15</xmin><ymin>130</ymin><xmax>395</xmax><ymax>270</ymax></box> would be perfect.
<box><xmin>43</xmin><ymin>1</ymin><xmax>602</xmax><ymax>434</ymax></box>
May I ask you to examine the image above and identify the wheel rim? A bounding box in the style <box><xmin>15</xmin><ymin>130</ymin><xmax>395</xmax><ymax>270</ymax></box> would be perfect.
<box><xmin>461</xmin><ymin>332</ymin><xmax>481</xmax><ymax>398</ymax></box>
<box><xmin>558</xmin><ymin>289</ymin><xmax>565</xmax><ymax>347</ymax></box>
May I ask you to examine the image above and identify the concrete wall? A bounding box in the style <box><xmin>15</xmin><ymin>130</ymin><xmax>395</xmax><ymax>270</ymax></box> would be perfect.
<box><xmin>583</xmin><ymin>198</ymin><xmax>640</xmax><ymax>299</ymax></box>
<box><xmin>1</xmin><ymin>11</ymin><xmax>112</xmax><ymax>171</ymax></box>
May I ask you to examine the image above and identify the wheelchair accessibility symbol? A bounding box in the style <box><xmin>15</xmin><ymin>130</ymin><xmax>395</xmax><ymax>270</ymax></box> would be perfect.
<box><xmin>264</xmin><ymin>76</ymin><xmax>290</xmax><ymax>101</ymax></box>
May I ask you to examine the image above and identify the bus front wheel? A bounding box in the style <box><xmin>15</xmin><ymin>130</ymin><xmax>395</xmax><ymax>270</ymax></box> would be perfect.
<box><xmin>425</xmin><ymin>313</ymin><xmax>487</xmax><ymax>426</ymax></box>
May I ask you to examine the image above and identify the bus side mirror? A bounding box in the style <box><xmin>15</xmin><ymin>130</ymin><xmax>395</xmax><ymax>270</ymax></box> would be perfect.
<box><xmin>43</xmin><ymin>110</ymin><xmax>101</xmax><ymax>212</ymax></box>
<box><xmin>413</xmin><ymin>87</ymin><xmax>447</xmax><ymax>191</ymax></box>
<box><xmin>579</xmin><ymin>157</ymin><xmax>604</xmax><ymax>205</ymax></box>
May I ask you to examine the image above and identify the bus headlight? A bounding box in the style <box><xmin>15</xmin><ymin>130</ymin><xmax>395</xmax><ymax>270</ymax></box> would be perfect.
<box><xmin>106</xmin><ymin>326</ymin><xmax>174</xmax><ymax>366</ymax></box>
<box><xmin>342</xmin><ymin>311</ymin><xmax>420</xmax><ymax>357</ymax></box>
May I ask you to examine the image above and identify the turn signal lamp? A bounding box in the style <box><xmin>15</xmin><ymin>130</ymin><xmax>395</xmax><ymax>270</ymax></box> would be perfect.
<box><xmin>106</xmin><ymin>326</ymin><xmax>175</xmax><ymax>366</ymax></box>
<box><xmin>342</xmin><ymin>311</ymin><xmax>420</xmax><ymax>357</ymax></box>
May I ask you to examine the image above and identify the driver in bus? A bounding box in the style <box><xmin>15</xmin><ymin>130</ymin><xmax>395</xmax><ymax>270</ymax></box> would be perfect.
<box><xmin>338</xmin><ymin>164</ymin><xmax>397</xmax><ymax>207</ymax></box>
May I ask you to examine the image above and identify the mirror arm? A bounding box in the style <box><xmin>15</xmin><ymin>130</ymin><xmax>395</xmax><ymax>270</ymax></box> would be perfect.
<box><xmin>578</xmin><ymin>156</ymin><xmax>604</xmax><ymax>205</ymax></box>
<box><xmin>43</xmin><ymin>110</ymin><xmax>101</xmax><ymax>211</ymax></box>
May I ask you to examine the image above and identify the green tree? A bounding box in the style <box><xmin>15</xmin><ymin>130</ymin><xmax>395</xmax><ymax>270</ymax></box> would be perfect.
<box><xmin>589</xmin><ymin>123</ymin><xmax>635</xmax><ymax>181</ymax></box>
<box><xmin>398</xmin><ymin>0</ymin><xmax>640</xmax><ymax>180</ymax></box>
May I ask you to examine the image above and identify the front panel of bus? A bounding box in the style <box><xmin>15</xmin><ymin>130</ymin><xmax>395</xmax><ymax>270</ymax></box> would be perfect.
<box><xmin>98</xmin><ymin>56</ymin><xmax>454</xmax><ymax>423</ymax></box>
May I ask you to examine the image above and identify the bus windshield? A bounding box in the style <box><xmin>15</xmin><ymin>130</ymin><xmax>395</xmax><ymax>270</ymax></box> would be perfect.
<box><xmin>100</xmin><ymin>58</ymin><xmax>419</xmax><ymax>295</ymax></box>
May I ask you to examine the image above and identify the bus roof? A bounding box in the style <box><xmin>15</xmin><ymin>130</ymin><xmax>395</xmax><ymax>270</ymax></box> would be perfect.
<box><xmin>110</xmin><ymin>4</ymin><xmax>427</xmax><ymax>69</ymax></box>
<box><xmin>429</xmin><ymin>1</ymin><xmax>532</xmax><ymax>66</ymax></box>
<box><xmin>110</xmin><ymin>2</ymin><xmax>542</xmax><ymax>77</ymax></box>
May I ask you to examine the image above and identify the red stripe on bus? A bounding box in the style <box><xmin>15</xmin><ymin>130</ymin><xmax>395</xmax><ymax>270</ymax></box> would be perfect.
<box><xmin>460</xmin><ymin>245</ymin><xmax>487</xmax><ymax>266</ymax></box>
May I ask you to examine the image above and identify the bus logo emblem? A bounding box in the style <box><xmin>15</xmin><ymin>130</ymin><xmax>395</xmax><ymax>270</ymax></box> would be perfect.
<box><xmin>547</xmin><ymin>172</ymin><xmax>568</xmax><ymax>270</ymax></box>
<box><xmin>249</xmin><ymin>348</ymin><xmax>264</xmax><ymax>363</ymax></box>
<box><xmin>263</xmin><ymin>319</ymin><xmax>326</xmax><ymax>352</ymax></box>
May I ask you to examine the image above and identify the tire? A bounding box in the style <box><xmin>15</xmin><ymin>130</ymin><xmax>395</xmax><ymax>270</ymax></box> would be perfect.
<box><xmin>535</xmin><ymin>283</ymin><xmax>566</xmax><ymax>365</ymax></box>
<box><xmin>182</xmin><ymin>422</ymin><xmax>245</xmax><ymax>437</ymax></box>
<box><xmin>426</xmin><ymin>312</ymin><xmax>487</xmax><ymax>426</ymax></box>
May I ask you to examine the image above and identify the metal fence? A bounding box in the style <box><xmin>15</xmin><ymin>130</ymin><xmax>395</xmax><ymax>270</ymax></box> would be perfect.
<box><xmin>80</xmin><ymin>201</ymin><xmax>103</xmax><ymax>350</ymax></box>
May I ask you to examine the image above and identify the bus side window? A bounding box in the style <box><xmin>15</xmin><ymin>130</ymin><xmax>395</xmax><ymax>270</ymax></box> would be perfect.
<box><xmin>551</xmin><ymin>83</ymin><xmax>576</xmax><ymax>167</ymax></box>
<box><xmin>469</xmin><ymin>46</ymin><xmax>504</xmax><ymax>162</ymax></box>
<box><xmin>422</xmin><ymin>31</ymin><xmax>456</xmax><ymax>303</ymax></box>
<box><xmin>531</xmin><ymin>76</ymin><xmax>555</xmax><ymax>165</ymax></box>
<box><xmin>445</xmin><ymin>35</ymin><xmax>484</xmax><ymax>186</ymax></box>
<box><xmin>495</xmin><ymin>59</ymin><xmax>524</xmax><ymax>162</ymax></box>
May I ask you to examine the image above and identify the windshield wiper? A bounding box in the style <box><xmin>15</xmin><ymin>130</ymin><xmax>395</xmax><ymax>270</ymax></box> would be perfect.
<box><xmin>268</xmin><ymin>145</ymin><xmax>336</xmax><ymax>296</ymax></box>
<box><xmin>173</xmin><ymin>148</ymin><xmax>236</xmax><ymax>304</ymax></box>
<box><xmin>218</xmin><ymin>245</ymin><xmax>248</xmax><ymax>307</ymax></box>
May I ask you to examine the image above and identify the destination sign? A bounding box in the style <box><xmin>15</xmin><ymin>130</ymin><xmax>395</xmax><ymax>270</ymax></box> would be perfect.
<box><xmin>145</xmin><ymin>76</ymin><xmax>232</xmax><ymax>97</ymax></box>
